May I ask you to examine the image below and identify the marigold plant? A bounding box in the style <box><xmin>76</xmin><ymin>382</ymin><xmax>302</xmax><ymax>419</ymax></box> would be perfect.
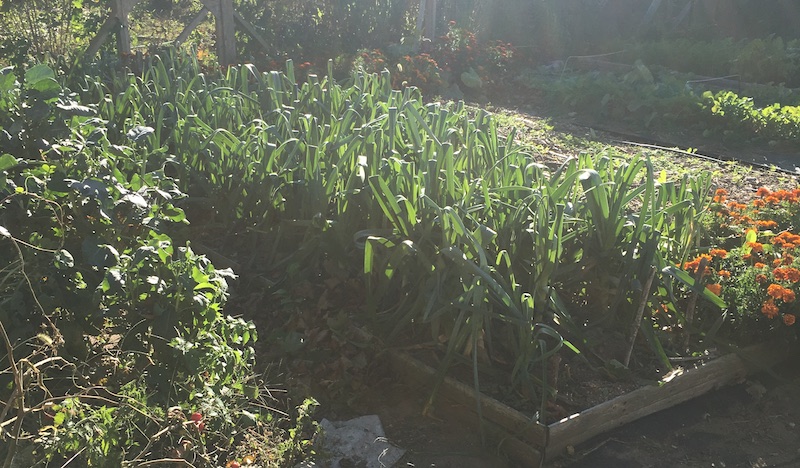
<box><xmin>694</xmin><ymin>186</ymin><xmax>800</xmax><ymax>332</ymax></box>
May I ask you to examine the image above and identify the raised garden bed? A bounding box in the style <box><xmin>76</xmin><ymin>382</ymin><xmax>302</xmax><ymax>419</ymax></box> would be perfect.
<box><xmin>389</xmin><ymin>342</ymin><xmax>795</xmax><ymax>466</ymax></box>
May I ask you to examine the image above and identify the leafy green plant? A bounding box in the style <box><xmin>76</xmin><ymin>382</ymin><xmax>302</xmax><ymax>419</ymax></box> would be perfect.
<box><xmin>692</xmin><ymin>187</ymin><xmax>800</xmax><ymax>338</ymax></box>
<box><xmin>432</xmin><ymin>21</ymin><xmax>515</xmax><ymax>89</ymax></box>
<box><xmin>520</xmin><ymin>65</ymin><xmax>800</xmax><ymax>145</ymax></box>
<box><xmin>704</xmin><ymin>90</ymin><xmax>800</xmax><ymax>142</ymax></box>
<box><xmin>0</xmin><ymin>64</ymin><xmax>94</xmax><ymax>158</ymax></box>
<box><xmin>0</xmin><ymin>0</ymin><xmax>102</xmax><ymax>65</ymax></box>
<box><xmin>0</xmin><ymin>62</ymin><xmax>315</xmax><ymax>466</ymax></box>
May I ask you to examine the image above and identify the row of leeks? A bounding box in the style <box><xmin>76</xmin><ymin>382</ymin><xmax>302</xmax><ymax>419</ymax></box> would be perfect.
<box><xmin>72</xmin><ymin>49</ymin><xmax>714</xmax><ymax>423</ymax></box>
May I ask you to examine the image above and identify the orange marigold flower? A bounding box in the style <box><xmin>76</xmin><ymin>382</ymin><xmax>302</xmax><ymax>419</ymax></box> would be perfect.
<box><xmin>683</xmin><ymin>254</ymin><xmax>713</xmax><ymax>274</ymax></box>
<box><xmin>709</xmin><ymin>249</ymin><xmax>728</xmax><ymax>258</ymax></box>
<box><xmin>773</xmin><ymin>267</ymin><xmax>800</xmax><ymax>282</ymax></box>
<box><xmin>775</xmin><ymin>189</ymin><xmax>796</xmax><ymax>203</ymax></box>
<box><xmin>756</xmin><ymin>219</ymin><xmax>777</xmax><ymax>228</ymax></box>
<box><xmin>752</xmin><ymin>199</ymin><xmax>766</xmax><ymax>208</ymax></box>
<box><xmin>767</xmin><ymin>283</ymin><xmax>785</xmax><ymax>299</ymax></box>
<box><xmin>762</xmin><ymin>298</ymin><xmax>779</xmax><ymax>318</ymax></box>
<box><xmin>774</xmin><ymin>258</ymin><xmax>784</xmax><ymax>267</ymax></box>
<box><xmin>743</xmin><ymin>254</ymin><xmax>752</xmax><ymax>261</ymax></box>
<box><xmin>783</xmin><ymin>289</ymin><xmax>796</xmax><ymax>302</ymax></box>
<box><xmin>756</xmin><ymin>274</ymin><xmax>769</xmax><ymax>284</ymax></box>
<box><xmin>785</xmin><ymin>267</ymin><xmax>800</xmax><ymax>283</ymax></box>
<box><xmin>748</xmin><ymin>242</ymin><xmax>764</xmax><ymax>253</ymax></box>
<box><xmin>784</xmin><ymin>314</ymin><xmax>796</xmax><ymax>326</ymax></box>
<box><xmin>715</xmin><ymin>188</ymin><xmax>728</xmax><ymax>197</ymax></box>
<box><xmin>756</xmin><ymin>187</ymin><xmax>771</xmax><ymax>197</ymax></box>
<box><xmin>754</xmin><ymin>262</ymin><xmax>766</xmax><ymax>269</ymax></box>
<box><xmin>706</xmin><ymin>283</ymin><xmax>722</xmax><ymax>296</ymax></box>
<box><xmin>718</xmin><ymin>270</ymin><xmax>731</xmax><ymax>278</ymax></box>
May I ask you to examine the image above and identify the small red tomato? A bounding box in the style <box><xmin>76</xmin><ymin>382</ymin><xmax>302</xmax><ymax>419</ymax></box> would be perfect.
<box><xmin>226</xmin><ymin>461</ymin><xmax>241</xmax><ymax>468</ymax></box>
<box><xmin>190</xmin><ymin>412</ymin><xmax>203</xmax><ymax>422</ymax></box>
<box><xmin>197</xmin><ymin>421</ymin><xmax>205</xmax><ymax>432</ymax></box>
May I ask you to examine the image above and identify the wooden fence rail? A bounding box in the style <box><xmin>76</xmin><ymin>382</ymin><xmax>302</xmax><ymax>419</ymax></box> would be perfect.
<box><xmin>85</xmin><ymin>0</ymin><xmax>269</xmax><ymax>66</ymax></box>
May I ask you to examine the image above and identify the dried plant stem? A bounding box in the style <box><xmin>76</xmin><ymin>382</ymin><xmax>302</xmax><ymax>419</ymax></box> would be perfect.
<box><xmin>1</xmin><ymin>320</ymin><xmax>24</xmax><ymax>468</ymax></box>
<box><xmin>624</xmin><ymin>266</ymin><xmax>657</xmax><ymax>368</ymax></box>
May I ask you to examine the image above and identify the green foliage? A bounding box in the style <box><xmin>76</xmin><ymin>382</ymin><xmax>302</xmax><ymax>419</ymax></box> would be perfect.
<box><xmin>0</xmin><ymin>0</ymin><xmax>104</xmax><ymax>66</ymax></box>
<box><xmin>354</xmin><ymin>48</ymin><xmax>444</xmax><ymax>95</ymax></box>
<box><xmin>0</xmin><ymin>47</ymin><xmax>753</xmax><ymax>462</ymax></box>
<box><xmin>612</xmin><ymin>37</ymin><xmax>800</xmax><ymax>87</ymax></box>
<box><xmin>521</xmin><ymin>64</ymin><xmax>800</xmax><ymax>145</ymax></box>
<box><xmin>704</xmin><ymin>91</ymin><xmax>800</xmax><ymax>142</ymax></box>
<box><xmin>234</xmin><ymin>0</ymin><xmax>415</xmax><ymax>66</ymax></box>
<box><xmin>0</xmin><ymin>61</ymin><xmax>315</xmax><ymax>466</ymax></box>
<box><xmin>432</xmin><ymin>21</ymin><xmax>515</xmax><ymax>88</ymax></box>
<box><xmin>0</xmin><ymin>64</ymin><xmax>94</xmax><ymax>158</ymax></box>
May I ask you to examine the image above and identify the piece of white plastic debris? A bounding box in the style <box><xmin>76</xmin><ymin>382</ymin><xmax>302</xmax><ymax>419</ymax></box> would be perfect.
<box><xmin>299</xmin><ymin>415</ymin><xmax>405</xmax><ymax>468</ymax></box>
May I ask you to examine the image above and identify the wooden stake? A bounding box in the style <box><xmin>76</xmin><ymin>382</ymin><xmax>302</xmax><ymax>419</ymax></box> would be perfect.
<box><xmin>623</xmin><ymin>265</ymin><xmax>657</xmax><ymax>368</ymax></box>
<box><xmin>216</xmin><ymin>0</ymin><xmax>237</xmax><ymax>66</ymax></box>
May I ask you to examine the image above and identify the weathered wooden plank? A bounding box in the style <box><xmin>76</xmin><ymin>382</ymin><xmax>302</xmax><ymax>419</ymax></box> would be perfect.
<box><xmin>113</xmin><ymin>0</ymin><xmax>142</xmax><ymax>54</ymax></box>
<box><xmin>216</xmin><ymin>0</ymin><xmax>237</xmax><ymax>66</ymax></box>
<box><xmin>434</xmin><ymin>396</ymin><xmax>545</xmax><ymax>466</ymax></box>
<box><xmin>546</xmin><ymin>343</ymin><xmax>792</xmax><ymax>459</ymax></box>
<box><xmin>424</xmin><ymin>0</ymin><xmax>437</xmax><ymax>40</ymax></box>
<box><xmin>85</xmin><ymin>17</ymin><xmax>119</xmax><ymax>59</ymax></box>
<box><xmin>175</xmin><ymin>8</ymin><xmax>211</xmax><ymax>48</ymax></box>
<box><xmin>389</xmin><ymin>351</ymin><xmax>549</xmax><ymax>447</ymax></box>
<box><xmin>85</xmin><ymin>0</ymin><xmax>143</xmax><ymax>58</ymax></box>
<box><xmin>233</xmin><ymin>11</ymin><xmax>270</xmax><ymax>52</ymax></box>
<box><xmin>198</xmin><ymin>0</ymin><xmax>237</xmax><ymax>66</ymax></box>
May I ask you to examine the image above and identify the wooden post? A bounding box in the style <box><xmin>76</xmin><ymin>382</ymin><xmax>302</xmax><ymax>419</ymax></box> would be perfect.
<box><xmin>84</xmin><ymin>0</ymin><xmax>143</xmax><ymax>59</ymax></box>
<box><xmin>87</xmin><ymin>0</ymin><xmax>254</xmax><ymax>68</ymax></box>
<box><xmin>114</xmin><ymin>0</ymin><xmax>139</xmax><ymax>55</ymax></box>
<box><xmin>424</xmin><ymin>0</ymin><xmax>437</xmax><ymax>41</ymax></box>
<box><xmin>200</xmin><ymin>0</ymin><xmax>237</xmax><ymax>67</ymax></box>
<box><xmin>217</xmin><ymin>0</ymin><xmax>237</xmax><ymax>66</ymax></box>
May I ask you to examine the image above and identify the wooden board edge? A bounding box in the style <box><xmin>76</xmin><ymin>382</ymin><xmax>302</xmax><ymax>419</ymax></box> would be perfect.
<box><xmin>387</xmin><ymin>350</ymin><xmax>549</xmax><ymax>447</ymax></box>
<box><xmin>546</xmin><ymin>342</ymin><xmax>795</xmax><ymax>459</ymax></box>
